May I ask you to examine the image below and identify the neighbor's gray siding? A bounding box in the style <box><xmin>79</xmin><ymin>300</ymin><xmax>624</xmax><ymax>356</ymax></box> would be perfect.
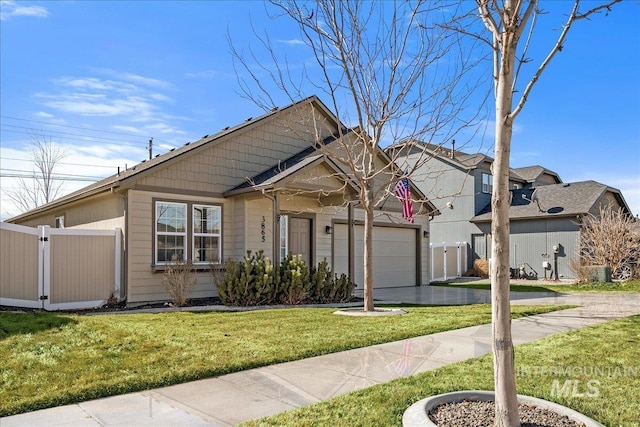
<box><xmin>408</xmin><ymin>155</ymin><xmax>491</xmax><ymax>270</ymax></box>
<box><xmin>475</xmin><ymin>218</ymin><xmax>580</xmax><ymax>279</ymax></box>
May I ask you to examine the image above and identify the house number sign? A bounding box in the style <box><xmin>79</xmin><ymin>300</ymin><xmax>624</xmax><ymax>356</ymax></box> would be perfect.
<box><xmin>261</xmin><ymin>216</ymin><xmax>266</xmax><ymax>242</ymax></box>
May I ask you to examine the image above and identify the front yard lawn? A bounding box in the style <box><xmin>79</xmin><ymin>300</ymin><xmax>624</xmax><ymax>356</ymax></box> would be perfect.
<box><xmin>0</xmin><ymin>304</ymin><xmax>569</xmax><ymax>416</ymax></box>
<box><xmin>433</xmin><ymin>279</ymin><xmax>640</xmax><ymax>293</ymax></box>
<box><xmin>242</xmin><ymin>315</ymin><xmax>640</xmax><ymax>427</ymax></box>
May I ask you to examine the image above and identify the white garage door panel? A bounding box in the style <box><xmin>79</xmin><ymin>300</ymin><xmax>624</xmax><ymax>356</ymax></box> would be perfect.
<box><xmin>333</xmin><ymin>224</ymin><xmax>416</xmax><ymax>288</ymax></box>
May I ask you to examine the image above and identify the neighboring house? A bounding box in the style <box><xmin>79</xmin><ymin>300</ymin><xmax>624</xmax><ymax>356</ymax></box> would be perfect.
<box><xmin>391</xmin><ymin>141</ymin><xmax>632</xmax><ymax>279</ymax></box>
<box><xmin>472</xmin><ymin>181</ymin><xmax>631</xmax><ymax>279</ymax></box>
<box><xmin>7</xmin><ymin>96</ymin><xmax>437</xmax><ymax>304</ymax></box>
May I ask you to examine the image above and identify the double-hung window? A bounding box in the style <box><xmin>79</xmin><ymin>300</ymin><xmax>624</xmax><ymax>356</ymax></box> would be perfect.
<box><xmin>482</xmin><ymin>173</ymin><xmax>493</xmax><ymax>194</ymax></box>
<box><xmin>155</xmin><ymin>201</ymin><xmax>222</xmax><ymax>265</ymax></box>
<box><xmin>155</xmin><ymin>201</ymin><xmax>187</xmax><ymax>263</ymax></box>
<box><xmin>193</xmin><ymin>204</ymin><xmax>221</xmax><ymax>264</ymax></box>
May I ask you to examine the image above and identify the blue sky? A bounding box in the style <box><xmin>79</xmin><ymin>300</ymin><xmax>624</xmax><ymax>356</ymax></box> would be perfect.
<box><xmin>1</xmin><ymin>0</ymin><xmax>638</xmax><ymax>220</ymax></box>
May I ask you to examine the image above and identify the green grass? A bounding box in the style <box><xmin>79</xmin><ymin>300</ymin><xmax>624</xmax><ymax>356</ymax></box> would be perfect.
<box><xmin>242</xmin><ymin>315</ymin><xmax>640</xmax><ymax>427</ymax></box>
<box><xmin>0</xmin><ymin>304</ymin><xmax>569</xmax><ymax>416</ymax></box>
<box><xmin>432</xmin><ymin>278</ymin><xmax>640</xmax><ymax>293</ymax></box>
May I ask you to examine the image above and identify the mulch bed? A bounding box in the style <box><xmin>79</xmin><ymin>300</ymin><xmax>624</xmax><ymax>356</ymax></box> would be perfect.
<box><xmin>429</xmin><ymin>400</ymin><xmax>586</xmax><ymax>427</ymax></box>
<box><xmin>1</xmin><ymin>296</ymin><xmax>364</xmax><ymax>315</ymax></box>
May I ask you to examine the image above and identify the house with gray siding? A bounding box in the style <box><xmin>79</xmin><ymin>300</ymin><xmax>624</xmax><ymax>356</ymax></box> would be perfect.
<box><xmin>6</xmin><ymin>96</ymin><xmax>437</xmax><ymax>305</ymax></box>
<box><xmin>391</xmin><ymin>141</ymin><xmax>631</xmax><ymax>279</ymax></box>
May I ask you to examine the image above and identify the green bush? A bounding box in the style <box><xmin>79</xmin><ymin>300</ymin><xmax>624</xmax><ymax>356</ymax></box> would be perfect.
<box><xmin>218</xmin><ymin>251</ymin><xmax>278</xmax><ymax>306</ymax></box>
<box><xmin>278</xmin><ymin>254</ymin><xmax>310</xmax><ymax>305</ymax></box>
<box><xmin>218</xmin><ymin>252</ymin><xmax>354</xmax><ymax>306</ymax></box>
<box><xmin>309</xmin><ymin>260</ymin><xmax>355</xmax><ymax>303</ymax></box>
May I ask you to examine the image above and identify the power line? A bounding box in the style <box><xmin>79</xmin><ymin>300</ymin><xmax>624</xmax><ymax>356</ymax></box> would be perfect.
<box><xmin>0</xmin><ymin>127</ymin><xmax>147</xmax><ymax>148</ymax></box>
<box><xmin>0</xmin><ymin>173</ymin><xmax>103</xmax><ymax>183</ymax></box>
<box><xmin>0</xmin><ymin>168</ymin><xmax>107</xmax><ymax>180</ymax></box>
<box><xmin>0</xmin><ymin>114</ymin><xmax>178</xmax><ymax>146</ymax></box>
<box><xmin>0</xmin><ymin>114</ymin><xmax>152</xmax><ymax>139</ymax></box>
<box><xmin>0</xmin><ymin>157</ymin><xmax>119</xmax><ymax>169</ymax></box>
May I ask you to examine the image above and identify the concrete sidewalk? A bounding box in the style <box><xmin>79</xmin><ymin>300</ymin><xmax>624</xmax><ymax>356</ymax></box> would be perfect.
<box><xmin>2</xmin><ymin>291</ymin><xmax>639</xmax><ymax>427</ymax></box>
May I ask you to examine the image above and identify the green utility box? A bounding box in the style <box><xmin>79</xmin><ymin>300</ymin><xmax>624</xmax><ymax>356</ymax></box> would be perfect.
<box><xmin>587</xmin><ymin>265</ymin><xmax>612</xmax><ymax>282</ymax></box>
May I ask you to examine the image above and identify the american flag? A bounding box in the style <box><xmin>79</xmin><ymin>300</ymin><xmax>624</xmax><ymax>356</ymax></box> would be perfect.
<box><xmin>394</xmin><ymin>177</ymin><xmax>414</xmax><ymax>223</ymax></box>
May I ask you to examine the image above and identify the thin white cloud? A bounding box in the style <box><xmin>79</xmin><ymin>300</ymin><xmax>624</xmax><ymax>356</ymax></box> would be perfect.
<box><xmin>0</xmin><ymin>0</ymin><xmax>49</xmax><ymax>20</ymax></box>
<box><xmin>35</xmin><ymin>74</ymin><xmax>173</xmax><ymax>121</ymax></box>
<box><xmin>185</xmin><ymin>70</ymin><xmax>218</xmax><ymax>79</ymax></box>
<box><xmin>145</xmin><ymin>122</ymin><xmax>187</xmax><ymax>135</ymax></box>
<box><xmin>148</xmin><ymin>92</ymin><xmax>172</xmax><ymax>102</ymax></box>
<box><xmin>119</xmin><ymin>72</ymin><xmax>171</xmax><ymax>89</ymax></box>
<box><xmin>111</xmin><ymin>125</ymin><xmax>145</xmax><ymax>134</ymax></box>
<box><xmin>276</xmin><ymin>38</ymin><xmax>306</xmax><ymax>46</ymax></box>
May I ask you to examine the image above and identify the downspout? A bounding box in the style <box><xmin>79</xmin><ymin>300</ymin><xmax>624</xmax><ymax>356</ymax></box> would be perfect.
<box><xmin>261</xmin><ymin>189</ymin><xmax>280</xmax><ymax>265</ymax></box>
<box><xmin>111</xmin><ymin>186</ymin><xmax>128</xmax><ymax>302</ymax></box>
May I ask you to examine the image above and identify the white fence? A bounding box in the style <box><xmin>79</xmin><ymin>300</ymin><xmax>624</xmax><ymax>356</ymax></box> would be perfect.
<box><xmin>431</xmin><ymin>242</ymin><xmax>467</xmax><ymax>282</ymax></box>
<box><xmin>0</xmin><ymin>222</ymin><xmax>122</xmax><ymax>311</ymax></box>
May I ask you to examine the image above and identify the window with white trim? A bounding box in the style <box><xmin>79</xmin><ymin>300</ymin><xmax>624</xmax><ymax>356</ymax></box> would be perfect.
<box><xmin>55</xmin><ymin>215</ymin><xmax>65</xmax><ymax>228</ymax></box>
<box><xmin>193</xmin><ymin>204</ymin><xmax>221</xmax><ymax>264</ymax></box>
<box><xmin>155</xmin><ymin>201</ymin><xmax>187</xmax><ymax>263</ymax></box>
<box><xmin>482</xmin><ymin>173</ymin><xmax>493</xmax><ymax>194</ymax></box>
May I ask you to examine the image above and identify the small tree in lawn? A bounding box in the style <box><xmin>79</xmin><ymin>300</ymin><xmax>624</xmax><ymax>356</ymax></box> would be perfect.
<box><xmin>452</xmin><ymin>1</ymin><xmax>622</xmax><ymax>425</ymax></box>
<box><xmin>231</xmin><ymin>0</ymin><xmax>486</xmax><ymax>312</ymax></box>
<box><xmin>7</xmin><ymin>133</ymin><xmax>67</xmax><ymax>213</ymax></box>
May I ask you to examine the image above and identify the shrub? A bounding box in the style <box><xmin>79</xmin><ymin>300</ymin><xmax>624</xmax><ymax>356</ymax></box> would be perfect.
<box><xmin>579</xmin><ymin>205</ymin><xmax>640</xmax><ymax>280</ymax></box>
<box><xmin>309</xmin><ymin>260</ymin><xmax>355</xmax><ymax>303</ymax></box>
<box><xmin>218</xmin><ymin>252</ymin><xmax>355</xmax><ymax>306</ymax></box>
<box><xmin>473</xmin><ymin>258</ymin><xmax>490</xmax><ymax>279</ymax></box>
<box><xmin>217</xmin><ymin>251</ymin><xmax>278</xmax><ymax>306</ymax></box>
<box><xmin>278</xmin><ymin>254</ymin><xmax>309</xmax><ymax>305</ymax></box>
<box><xmin>162</xmin><ymin>258</ymin><xmax>197</xmax><ymax>306</ymax></box>
<box><xmin>569</xmin><ymin>258</ymin><xmax>596</xmax><ymax>283</ymax></box>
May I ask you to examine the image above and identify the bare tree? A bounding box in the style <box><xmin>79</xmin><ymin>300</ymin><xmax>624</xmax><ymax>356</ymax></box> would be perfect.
<box><xmin>579</xmin><ymin>205</ymin><xmax>639</xmax><ymax>280</ymax></box>
<box><xmin>7</xmin><ymin>133</ymin><xmax>67</xmax><ymax>213</ymax></box>
<box><xmin>231</xmin><ymin>0</ymin><xmax>487</xmax><ymax>312</ymax></box>
<box><xmin>457</xmin><ymin>1</ymin><xmax>622</xmax><ymax>425</ymax></box>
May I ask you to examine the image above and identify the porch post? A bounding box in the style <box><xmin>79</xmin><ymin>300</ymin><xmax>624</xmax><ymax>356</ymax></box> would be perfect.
<box><xmin>272</xmin><ymin>192</ymin><xmax>280</xmax><ymax>265</ymax></box>
<box><xmin>348</xmin><ymin>201</ymin><xmax>355</xmax><ymax>282</ymax></box>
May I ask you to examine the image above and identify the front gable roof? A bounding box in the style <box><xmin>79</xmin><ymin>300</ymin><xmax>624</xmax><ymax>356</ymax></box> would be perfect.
<box><xmin>511</xmin><ymin>165</ymin><xmax>562</xmax><ymax>184</ymax></box>
<box><xmin>471</xmin><ymin>180</ymin><xmax>631</xmax><ymax>222</ymax></box>
<box><xmin>7</xmin><ymin>96</ymin><xmax>341</xmax><ymax>222</ymax></box>
<box><xmin>389</xmin><ymin>140</ymin><xmax>565</xmax><ymax>186</ymax></box>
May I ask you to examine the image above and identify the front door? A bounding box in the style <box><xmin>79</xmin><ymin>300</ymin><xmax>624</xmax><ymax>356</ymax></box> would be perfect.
<box><xmin>289</xmin><ymin>217</ymin><xmax>311</xmax><ymax>266</ymax></box>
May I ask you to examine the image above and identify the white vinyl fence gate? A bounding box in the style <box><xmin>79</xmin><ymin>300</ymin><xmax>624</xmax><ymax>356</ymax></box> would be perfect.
<box><xmin>0</xmin><ymin>222</ymin><xmax>122</xmax><ymax>311</ymax></box>
<box><xmin>430</xmin><ymin>242</ymin><xmax>467</xmax><ymax>282</ymax></box>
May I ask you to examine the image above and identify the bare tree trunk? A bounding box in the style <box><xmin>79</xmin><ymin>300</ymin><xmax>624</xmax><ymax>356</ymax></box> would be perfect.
<box><xmin>492</xmin><ymin>64</ymin><xmax>519</xmax><ymax>427</ymax></box>
<box><xmin>491</xmin><ymin>3</ymin><xmax>520</xmax><ymax>423</ymax></box>
<box><xmin>231</xmin><ymin>0</ymin><xmax>486</xmax><ymax>313</ymax></box>
<box><xmin>472</xmin><ymin>0</ymin><xmax>622</xmax><ymax>424</ymax></box>
<box><xmin>363</xmin><ymin>183</ymin><xmax>375</xmax><ymax>311</ymax></box>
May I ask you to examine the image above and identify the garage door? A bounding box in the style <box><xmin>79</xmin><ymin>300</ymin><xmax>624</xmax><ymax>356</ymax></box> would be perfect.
<box><xmin>333</xmin><ymin>224</ymin><xmax>417</xmax><ymax>288</ymax></box>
